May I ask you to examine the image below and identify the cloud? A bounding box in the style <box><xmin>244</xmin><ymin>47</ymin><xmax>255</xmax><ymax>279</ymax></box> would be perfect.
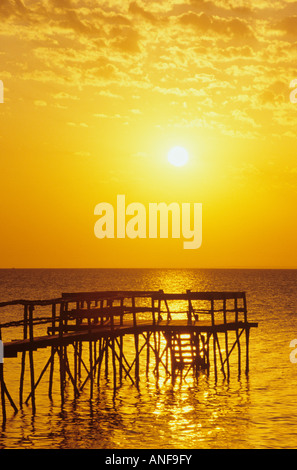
<box><xmin>258</xmin><ymin>80</ymin><xmax>288</xmax><ymax>105</ymax></box>
<box><xmin>112</xmin><ymin>26</ymin><xmax>142</xmax><ymax>53</ymax></box>
<box><xmin>272</xmin><ymin>16</ymin><xmax>297</xmax><ymax>38</ymax></box>
<box><xmin>0</xmin><ymin>0</ymin><xmax>296</xmax><ymax>143</ymax></box>
<box><xmin>97</xmin><ymin>89</ymin><xmax>123</xmax><ymax>99</ymax></box>
<box><xmin>93</xmin><ymin>113</ymin><xmax>127</xmax><ymax>120</ymax></box>
<box><xmin>51</xmin><ymin>0</ymin><xmax>73</xmax><ymax>9</ymax></box>
<box><xmin>53</xmin><ymin>91</ymin><xmax>79</xmax><ymax>100</ymax></box>
<box><xmin>0</xmin><ymin>0</ymin><xmax>28</xmax><ymax>19</ymax></box>
<box><xmin>153</xmin><ymin>86</ymin><xmax>207</xmax><ymax>97</ymax></box>
<box><xmin>129</xmin><ymin>1</ymin><xmax>157</xmax><ymax>24</ymax></box>
<box><xmin>178</xmin><ymin>11</ymin><xmax>253</xmax><ymax>38</ymax></box>
<box><xmin>58</xmin><ymin>9</ymin><xmax>98</xmax><ymax>35</ymax></box>
<box><xmin>93</xmin><ymin>8</ymin><xmax>131</xmax><ymax>26</ymax></box>
<box><xmin>67</xmin><ymin>121</ymin><xmax>88</xmax><ymax>127</ymax></box>
<box><xmin>34</xmin><ymin>100</ymin><xmax>47</xmax><ymax>107</ymax></box>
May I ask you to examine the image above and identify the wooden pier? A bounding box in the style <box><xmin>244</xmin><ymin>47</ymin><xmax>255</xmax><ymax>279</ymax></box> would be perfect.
<box><xmin>0</xmin><ymin>290</ymin><xmax>258</xmax><ymax>423</ymax></box>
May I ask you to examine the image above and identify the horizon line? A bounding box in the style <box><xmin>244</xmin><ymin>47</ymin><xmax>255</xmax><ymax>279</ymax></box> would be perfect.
<box><xmin>1</xmin><ymin>267</ymin><xmax>297</xmax><ymax>270</ymax></box>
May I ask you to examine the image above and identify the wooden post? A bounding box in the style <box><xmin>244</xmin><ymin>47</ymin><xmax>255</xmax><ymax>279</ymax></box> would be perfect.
<box><xmin>97</xmin><ymin>338</ymin><xmax>102</xmax><ymax>386</ymax></box>
<box><xmin>58</xmin><ymin>302</ymin><xmax>66</xmax><ymax>405</ymax></box>
<box><xmin>206</xmin><ymin>333</ymin><xmax>210</xmax><ymax>373</ymax></box>
<box><xmin>48</xmin><ymin>303</ymin><xmax>56</xmax><ymax>399</ymax></box>
<box><xmin>89</xmin><ymin>340</ymin><xmax>93</xmax><ymax>399</ymax></box>
<box><xmin>0</xmin><ymin>362</ymin><xmax>6</xmax><ymax>425</ymax></box>
<box><xmin>152</xmin><ymin>297</ymin><xmax>156</xmax><ymax>325</ymax></box>
<box><xmin>0</xmin><ymin>327</ymin><xmax>6</xmax><ymax>424</ymax></box>
<box><xmin>235</xmin><ymin>297</ymin><xmax>241</xmax><ymax>375</ymax></box>
<box><xmin>0</xmin><ymin>326</ymin><xmax>18</xmax><ymax>421</ymax></box>
<box><xmin>28</xmin><ymin>305</ymin><xmax>36</xmax><ymax>413</ymax></box>
<box><xmin>243</xmin><ymin>294</ymin><xmax>250</xmax><ymax>374</ymax></box>
<box><xmin>146</xmin><ymin>332</ymin><xmax>150</xmax><ymax>377</ymax></box>
<box><xmin>134</xmin><ymin>333</ymin><xmax>139</xmax><ymax>384</ymax></box>
<box><xmin>158</xmin><ymin>330</ymin><xmax>161</xmax><ymax>374</ymax></box>
<box><xmin>223</xmin><ymin>299</ymin><xmax>230</xmax><ymax>379</ymax></box>
<box><xmin>74</xmin><ymin>341</ymin><xmax>78</xmax><ymax>391</ymax></box>
<box><xmin>119</xmin><ymin>297</ymin><xmax>124</xmax><ymax>384</ymax></box>
<box><xmin>158</xmin><ymin>291</ymin><xmax>162</xmax><ymax>322</ymax></box>
<box><xmin>211</xmin><ymin>300</ymin><xmax>217</xmax><ymax>381</ymax></box>
<box><xmin>119</xmin><ymin>334</ymin><xmax>123</xmax><ymax>384</ymax></box>
<box><xmin>59</xmin><ymin>346</ymin><xmax>65</xmax><ymax>406</ymax></box>
<box><xmin>111</xmin><ymin>336</ymin><xmax>117</xmax><ymax>394</ymax></box>
<box><xmin>154</xmin><ymin>330</ymin><xmax>160</xmax><ymax>380</ymax></box>
<box><xmin>59</xmin><ymin>301</ymin><xmax>64</xmax><ymax>338</ymax></box>
<box><xmin>78</xmin><ymin>341</ymin><xmax>82</xmax><ymax>380</ymax></box>
<box><xmin>93</xmin><ymin>340</ymin><xmax>97</xmax><ymax>379</ymax></box>
<box><xmin>20</xmin><ymin>304</ymin><xmax>28</xmax><ymax>407</ymax></box>
<box><xmin>186</xmin><ymin>290</ymin><xmax>192</xmax><ymax>323</ymax></box>
<box><xmin>105</xmin><ymin>337</ymin><xmax>109</xmax><ymax>379</ymax></box>
<box><xmin>245</xmin><ymin>327</ymin><xmax>250</xmax><ymax>375</ymax></box>
<box><xmin>132</xmin><ymin>296</ymin><xmax>136</xmax><ymax>327</ymax></box>
<box><xmin>215</xmin><ymin>333</ymin><xmax>226</xmax><ymax>379</ymax></box>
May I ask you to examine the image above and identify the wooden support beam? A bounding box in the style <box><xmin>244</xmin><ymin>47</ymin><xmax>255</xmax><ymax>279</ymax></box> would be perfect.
<box><xmin>0</xmin><ymin>362</ymin><xmax>18</xmax><ymax>420</ymax></box>
<box><xmin>222</xmin><ymin>328</ymin><xmax>245</xmax><ymax>367</ymax></box>
<box><xmin>80</xmin><ymin>340</ymin><xmax>107</xmax><ymax>391</ymax></box>
<box><xmin>25</xmin><ymin>350</ymin><xmax>55</xmax><ymax>404</ymax></box>
<box><xmin>113</xmin><ymin>338</ymin><xmax>135</xmax><ymax>386</ymax></box>
<box><xmin>214</xmin><ymin>333</ymin><xmax>226</xmax><ymax>379</ymax></box>
<box><xmin>63</xmin><ymin>352</ymin><xmax>80</xmax><ymax>398</ymax></box>
<box><xmin>124</xmin><ymin>338</ymin><xmax>146</xmax><ymax>379</ymax></box>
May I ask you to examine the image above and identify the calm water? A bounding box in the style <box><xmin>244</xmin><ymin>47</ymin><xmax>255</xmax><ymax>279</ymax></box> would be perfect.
<box><xmin>0</xmin><ymin>268</ymin><xmax>297</xmax><ymax>449</ymax></box>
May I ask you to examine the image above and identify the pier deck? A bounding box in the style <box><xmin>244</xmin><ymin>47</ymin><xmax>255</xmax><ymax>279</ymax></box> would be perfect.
<box><xmin>3</xmin><ymin>319</ymin><xmax>257</xmax><ymax>358</ymax></box>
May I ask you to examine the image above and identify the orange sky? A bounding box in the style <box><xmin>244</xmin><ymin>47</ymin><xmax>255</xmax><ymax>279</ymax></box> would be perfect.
<box><xmin>1</xmin><ymin>0</ymin><xmax>297</xmax><ymax>268</ymax></box>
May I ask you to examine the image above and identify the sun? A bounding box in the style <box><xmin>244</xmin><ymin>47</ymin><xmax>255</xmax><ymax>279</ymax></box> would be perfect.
<box><xmin>167</xmin><ymin>146</ymin><xmax>189</xmax><ymax>167</ymax></box>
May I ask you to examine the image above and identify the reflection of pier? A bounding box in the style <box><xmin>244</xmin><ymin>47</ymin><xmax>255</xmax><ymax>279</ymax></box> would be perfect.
<box><xmin>0</xmin><ymin>290</ymin><xmax>258</xmax><ymax>423</ymax></box>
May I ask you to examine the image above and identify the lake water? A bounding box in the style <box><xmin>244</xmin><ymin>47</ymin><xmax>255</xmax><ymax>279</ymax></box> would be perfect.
<box><xmin>0</xmin><ymin>268</ymin><xmax>297</xmax><ymax>449</ymax></box>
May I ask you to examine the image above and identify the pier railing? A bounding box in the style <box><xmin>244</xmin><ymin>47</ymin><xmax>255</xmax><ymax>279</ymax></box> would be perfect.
<box><xmin>0</xmin><ymin>290</ymin><xmax>248</xmax><ymax>343</ymax></box>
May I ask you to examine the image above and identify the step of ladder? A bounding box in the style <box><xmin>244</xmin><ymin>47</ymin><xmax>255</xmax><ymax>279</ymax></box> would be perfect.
<box><xmin>165</xmin><ymin>332</ymin><xmax>208</xmax><ymax>370</ymax></box>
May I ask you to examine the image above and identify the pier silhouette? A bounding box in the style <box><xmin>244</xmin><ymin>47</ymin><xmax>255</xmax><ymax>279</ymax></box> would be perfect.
<box><xmin>0</xmin><ymin>290</ymin><xmax>258</xmax><ymax>423</ymax></box>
